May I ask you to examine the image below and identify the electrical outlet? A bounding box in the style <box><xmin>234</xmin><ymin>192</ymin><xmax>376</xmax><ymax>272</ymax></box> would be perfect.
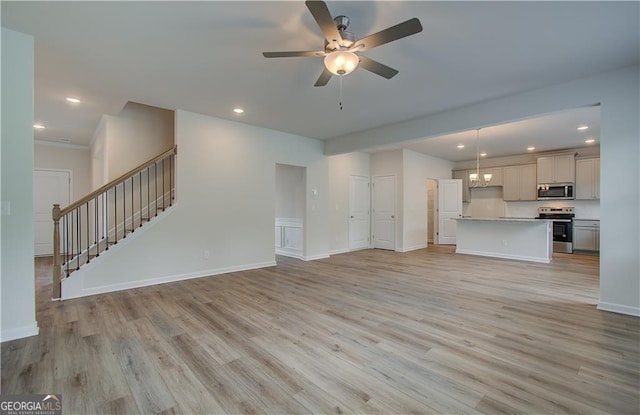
<box><xmin>203</xmin><ymin>250</ymin><xmax>210</xmax><ymax>260</ymax></box>
<box><xmin>502</xmin><ymin>239</ymin><xmax>508</xmax><ymax>246</ymax></box>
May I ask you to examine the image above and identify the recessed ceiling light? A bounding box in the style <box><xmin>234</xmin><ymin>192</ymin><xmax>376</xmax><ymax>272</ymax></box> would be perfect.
<box><xmin>33</xmin><ymin>124</ymin><xmax>45</xmax><ymax>129</ymax></box>
<box><xmin>585</xmin><ymin>138</ymin><xmax>596</xmax><ymax>144</ymax></box>
<box><xmin>527</xmin><ymin>146</ymin><xmax>535</xmax><ymax>151</ymax></box>
<box><xmin>66</xmin><ymin>97</ymin><xmax>81</xmax><ymax>103</ymax></box>
<box><xmin>457</xmin><ymin>144</ymin><xmax>465</xmax><ymax>149</ymax></box>
<box><xmin>480</xmin><ymin>152</ymin><xmax>487</xmax><ymax>157</ymax></box>
<box><xmin>577</xmin><ymin>125</ymin><xmax>589</xmax><ymax>131</ymax></box>
<box><xmin>233</xmin><ymin>108</ymin><xmax>244</xmax><ymax>114</ymax></box>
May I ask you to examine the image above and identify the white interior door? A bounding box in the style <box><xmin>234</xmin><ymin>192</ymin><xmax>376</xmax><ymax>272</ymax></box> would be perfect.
<box><xmin>437</xmin><ymin>179</ymin><xmax>462</xmax><ymax>245</ymax></box>
<box><xmin>349</xmin><ymin>175</ymin><xmax>370</xmax><ymax>250</ymax></box>
<box><xmin>372</xmin><ymin>175</ymin><xmax>396</xmax><ymax>250</ymax></box>
<box><xmin>34</xmin><ymin>169</ymin><xmax>71</xmax><ymax>256</ymax></box>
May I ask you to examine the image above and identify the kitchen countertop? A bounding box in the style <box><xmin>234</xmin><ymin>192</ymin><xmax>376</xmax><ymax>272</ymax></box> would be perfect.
<box><xmin>457</xmin><ymin>217</ymin><xmax>548</xmax><ymax>223</ymax></box>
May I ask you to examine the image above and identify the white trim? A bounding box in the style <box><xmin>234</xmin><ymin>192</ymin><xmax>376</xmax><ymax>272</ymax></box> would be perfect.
<box><xmin>455</xmin><ymin>249</ymin><xmax>551</xmax><ymax>264</ymax></box>
<box><xmin>62</xmin><ymin>259</ymin><xmax>276</xmax><ymax>300</ymax></box>
<box><xmin>1</xmin><ymin>323</ymin><xmax>39</xmax><ymax>343</ymax></box>
<box><xmin>275</xmin><ymin>248</ymin><xmax>304</xmax><ymax>260</ymax></box>
<box><xmin>330</xmin><ymin>248</ymin><xmax>351</xmax><ymax>256</ymax></box>
<box><xmin>398</xmin><ymin>243</ymin><xmax>428</xmax><ymax>253</ymax></box>
<box><xmin>35</xmin><ymin>139</ymin><xmax>89</xmax><ymax>150</ymax></box>
<box><xmin>597</xmin><ymin>302</ymin><xmax>640</xmax><ymax>317</ymax></box>
<box><xmin>303</xmin><ymin>253</ymin><xmax>330</xmax><ymax>261</ymax></box>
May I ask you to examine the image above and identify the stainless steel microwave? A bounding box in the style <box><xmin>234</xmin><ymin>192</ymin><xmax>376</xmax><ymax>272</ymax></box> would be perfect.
<box><xmin>537</xmin><ymin>183</ymin><xmax>574</xmax><ymax>200</ymax></box>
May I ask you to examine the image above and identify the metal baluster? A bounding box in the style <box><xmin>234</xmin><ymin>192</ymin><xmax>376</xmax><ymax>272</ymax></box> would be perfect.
<box><xmin>130</xmin><ymin>176</ymin><xmax>134</xmax><ymax>232</ymax></box>
<box><xmin>147</xmin><ymin>167</ymin><xmax>150</xmax><ymax>221</ymax></box>
<box><xmin>155</xmin><ymin>163</ymin><xmax>158</xmax><ymax>216</ymax></box>
<box><xmin>95</xmin><ymin>195</ymin><xmax>100</xmax><ymax>257</ymax></box>
<box><xmin>123</xmin><ymin>181</ymin><xmax>127</xmax><ymax>238</ymax></box>
<box><xmin>105</xmin><ymin>190</ymin><xmax>110</xmax><ymax>250</ymax></box>
<box><xmin>76</xmin><ymin>207</ymin><xmax>80</xmax><ymax>270</ymax></box>
<box><xmin>114</xmin><ymin>185</ymin><xmax>118</xmax><ymax>243</ymax></box>
<box><xmin>169</xmin><ymin>155</ymin><xmax>173</xmax><ymax>206</ymax></box>
<box><xmin>64</xmin><ymin>215</ymin><xmax>68</xmax><ymax>276</ymax></box>
<box><xmin>139</xmin><ymin>171</ymin><xmax>143</xmax><ymax>227</ymax></box>
<box><xmin>86</xmin><ymin>202</ymin><xmax>90</xmax><ymax>264</ymax></box>
<box><xmin>162</xmin><ymin>158</ymin><xmax>166</xmax><ymax>210</ymax></box>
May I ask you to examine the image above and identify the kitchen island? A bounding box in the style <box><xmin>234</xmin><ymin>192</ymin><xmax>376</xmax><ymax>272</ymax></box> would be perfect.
<box><xmin>456</xmin><ymin>218</ymin><xmax>553</xmax><ymax>263</ymax></box>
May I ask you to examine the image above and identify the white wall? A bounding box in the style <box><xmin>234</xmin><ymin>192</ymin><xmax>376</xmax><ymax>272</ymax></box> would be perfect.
<box><xmin>402</xmin><ymin>149</ymin><xmax>453</xmax><ymax>251</ymax></box>
<box><xmin>275</xmin><ymin>164</ymin><xmax>305</xmax><ymax>220</ymax></box>
<box><xmin>328</xmin><ymin>152</ymin><xmax>370</xmax><ymax>254</ymax></box>
<box><xmin>90</xmin><ymin>117</ymin><xmax>107</xmax><ymax>189</ymax></box>
<box><xmin>101</xmin><ymin>102</ymin><xmax>174</xmax><ymax>181</ymax></box>
<box><xmin>34</xmin><ymin>143</ymin><xmax>91</xmax><ymax>201</ymax></box>
<box><xmin>62</xmin><ymin>110</ymin><xmax>330</xmax><ymax>298</ymax></box>
<box><xmin>1</xmin><ymin>28</ymin><xmax>38</xmax><ymax>341</ymax></box>
<box><xmin>326</xmin><ymin>65</ymin><xmax>640</xmax><ymax>316</ymax></box>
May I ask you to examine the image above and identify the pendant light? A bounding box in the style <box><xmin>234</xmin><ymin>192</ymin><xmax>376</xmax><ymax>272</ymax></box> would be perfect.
<box><xmin>469</xmin><ymin>129</ymin><xmax>492</xmax><ymax>187</ymax></box>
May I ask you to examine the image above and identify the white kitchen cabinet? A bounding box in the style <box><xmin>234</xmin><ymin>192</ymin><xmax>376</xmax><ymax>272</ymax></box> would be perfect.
<box><xmin>537</xmin><ymin>154</ymin><xmax>575</xmax><ymax>183</ymax></box>
<box><xmin>452</xmin><ymin>170</ymin><xmax>471</xmax><ymax>202</ymax></box>
<box><xmin>573</xmin><ymin>219</ymin><xmax>599</xmax><ymax>253</ymax></box>
<box><xmin>575</xmin><ymin>157</ymin><xmax>600</xmax><ymax>200</ymax></box>
<box><xmin>503</xmin><ymin>164</ymin><xmax>537</xmax><ymax>201</ymax></box>
<box><xmin>275</xmin><ymin>218</ymin><xmax>303</xmax><ymax>258</ymax></box>
<box><xmin>481</xmin><ymin>167</ymin><xmax>503</xmax><ymax>187</ymax></box>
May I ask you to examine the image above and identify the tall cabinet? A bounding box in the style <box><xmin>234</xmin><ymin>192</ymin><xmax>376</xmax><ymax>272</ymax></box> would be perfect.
<box><xmin>575</xmin><ymin>157</ymin><xmax>600</xmax><ymax>199</ymax></box>
<box><xmin>502</xmin><ymin>164</ymin><xmax>537</xmax><ymax>201</ymax></box>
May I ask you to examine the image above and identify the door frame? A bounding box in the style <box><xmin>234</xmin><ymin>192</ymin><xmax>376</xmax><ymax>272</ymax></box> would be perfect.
<box><xmin>371</xmin><ymin>174</ymin><xmax>397</xmax><ymax>251</ymax></box>
<box><xmin>34</xmin><ymin>168</ymin><xmax>73</xmax><ymax>256</ymax></box>
<box><xmin>426</xmin><ymin>178</ymin><xmax>439</xmax><ymax>245</ymax></box>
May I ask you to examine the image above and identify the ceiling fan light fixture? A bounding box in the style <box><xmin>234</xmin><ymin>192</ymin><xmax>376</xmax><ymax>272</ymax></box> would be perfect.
<box><xmin>324</xmin><ymin>50</ymin><xmax>359</xmax><ymax>76</ymax></box>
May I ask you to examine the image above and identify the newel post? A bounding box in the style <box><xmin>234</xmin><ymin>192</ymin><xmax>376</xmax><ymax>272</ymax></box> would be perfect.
<box><xmin>52</xmin><ymin>204</ymin><xmax>62</xmax><ymax>299</ymax></box>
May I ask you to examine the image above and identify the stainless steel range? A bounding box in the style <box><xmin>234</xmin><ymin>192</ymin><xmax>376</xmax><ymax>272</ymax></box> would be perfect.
<box><xmin>537</xmin><ymin>207</ymin><xmax>575</xmax><ymax>253</ymax></box>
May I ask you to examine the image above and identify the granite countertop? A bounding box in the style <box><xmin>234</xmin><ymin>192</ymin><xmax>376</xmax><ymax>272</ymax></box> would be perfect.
<box><xmin>457</xmin><ymin>217</ymin><xmax>547</xmax><ymax>223</ymax></box>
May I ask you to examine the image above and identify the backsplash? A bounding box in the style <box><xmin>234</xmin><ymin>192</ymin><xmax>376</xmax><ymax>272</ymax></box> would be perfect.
<box><xmin>505</xmin><ymin>199</ymin><xmax>600</xmax><ymax>219</ymax></box>
<box><xmin>462</xmin><ymin>187</ymin><xmax>600</xmax><ymax>219</ymax></box>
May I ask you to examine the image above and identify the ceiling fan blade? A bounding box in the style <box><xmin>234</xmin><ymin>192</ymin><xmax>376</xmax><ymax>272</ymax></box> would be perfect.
<box><xmin>305</xmin><ymin>0</ymin><xmax>342</xmax><ymax>48</ymax></box>
<box><xmin>263</xmin><ymin>51</ymin><xmax>323</xmax><ymax>58</ymax></box>
<box><xmin>314</xmin><ymin>68</ymin><xmax>333</xmax><ymax>87</ymax></box>
<box><xmin>358</xmin><ymin>55</ymin><xmax>399</xmax><ymax>79</ymax></box>
<box><xmin>354</xmin><ymin>18</ymin><xmax>423</xmax><ymax>51</ymax></box>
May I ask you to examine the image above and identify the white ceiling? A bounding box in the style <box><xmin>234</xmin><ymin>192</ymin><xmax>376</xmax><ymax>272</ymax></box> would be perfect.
<box><xmin>2</xmin><ymin>1</ymin><xmax>637</xmax><ymax>161</ymax></box>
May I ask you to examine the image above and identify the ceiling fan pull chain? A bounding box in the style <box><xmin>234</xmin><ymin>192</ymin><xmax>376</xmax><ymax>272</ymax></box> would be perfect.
<box><xmin>339</xmin><ymin>75</ymin><xmax>344</xmax><ymax>110</ymax></box>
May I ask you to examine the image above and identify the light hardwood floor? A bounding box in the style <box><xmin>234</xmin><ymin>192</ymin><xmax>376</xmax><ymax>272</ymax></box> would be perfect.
<box><xmin>2</xmin><ymin>247</ymin><xmax>639</xmax><ymax>414</ymax></box>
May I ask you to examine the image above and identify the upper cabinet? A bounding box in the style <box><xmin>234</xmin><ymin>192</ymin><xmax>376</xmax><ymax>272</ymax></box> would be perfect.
<box><xmin>575</xmin><ymin>157</ymin><xmax>600</xmax><ymax>200</ymax></box>
<box><xmin>537</xmin><ymin>154</ymin><xmax>575</xmax><ymax>183</ymax></box>
<box><xmin>481</xmin><ymin>167</ymin><xmax>503</xmax><ymax>187</ymax></box>
<box><xmin>503</xmin><ymin>164</ymin><xmax>537</xmax><ymax>201</ymax></box>
<box><xmin>452</xmin><ymin>170</ymin><xmax>471</xmax><ymax>202</ymax></box>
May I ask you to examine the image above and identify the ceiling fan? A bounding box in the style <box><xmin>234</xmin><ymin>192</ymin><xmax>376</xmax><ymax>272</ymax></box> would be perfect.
<box><xmin>263</xmin><ymin>0</ymin><xmax>423</xmax><ymax>87</ymax></box>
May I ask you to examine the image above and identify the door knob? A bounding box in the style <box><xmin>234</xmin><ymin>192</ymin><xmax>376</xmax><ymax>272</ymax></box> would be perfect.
<box><xmin>350</xmin><ymin>216</ymin><xmax>354</xmax><ymax>219</ymax></box>
<box><xmin>391</xmin><ymin>215</ymin><xmax>395</xmax><ymax>219</ymax></box>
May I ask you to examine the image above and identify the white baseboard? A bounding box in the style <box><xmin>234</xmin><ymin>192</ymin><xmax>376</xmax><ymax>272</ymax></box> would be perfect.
<box><xmin>303</xmin><ymin>253</ymin><xmax>330</xmax><ymax>261</ymax></box>
<box><xmin>1</xmin><ymin>322</ymin><xmax>39</xmax><ymax>343</ymax></box>
<box><xmin>456</xmin><ymin>249</ymin><xmax>551</xmax><ymax>264</ymax></box>
<box><xmin>275</xmin><ymin>249</ymin><xmax>304</xmax><ymax>260</ymax></box>
<box><xmin>62</xmin><ymin>260</ymin><xmax>276</xmax><ymax>300</ymax></box>
<box><xmin>398</xmin><ymin>244</ymin><xmax>428</xmax><ymax>253</ymax></box>
<box><xmin>597</xmin><ymin>301</ymin><xmax>640</xmax><ymax>317</ymax></box>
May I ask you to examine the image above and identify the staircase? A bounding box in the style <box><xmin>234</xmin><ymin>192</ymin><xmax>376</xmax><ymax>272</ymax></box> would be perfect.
<box><xmin>51</xmin><ymin>146</ymin><xmax>177</xmax><ymax>299</ymax></box>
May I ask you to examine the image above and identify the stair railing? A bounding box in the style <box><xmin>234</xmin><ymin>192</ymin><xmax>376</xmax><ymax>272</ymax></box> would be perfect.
<box><xmin>52</xmin><ymin>145</ymin><xmax>177</xmax><ymax>299</ymax></box>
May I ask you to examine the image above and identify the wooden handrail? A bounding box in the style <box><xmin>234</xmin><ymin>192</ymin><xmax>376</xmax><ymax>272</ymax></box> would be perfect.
<box><xmin>56</xmin><ymin>145</ymin><xmax>176</xmax><ymax>218</ymax></box>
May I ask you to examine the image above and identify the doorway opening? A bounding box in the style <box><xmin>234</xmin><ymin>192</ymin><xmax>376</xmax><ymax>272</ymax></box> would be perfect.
<box><xmin>274</xmin><ymin>164</ymin><xmax>306</xmax><ymax>261</ymax></box>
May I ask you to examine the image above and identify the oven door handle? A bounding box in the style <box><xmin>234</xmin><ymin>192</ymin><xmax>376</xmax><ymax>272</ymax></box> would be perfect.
<box><xmin>551</xmin><ymin>219</ymin><xmax>573</xmax><ymax>223</ymax></box>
